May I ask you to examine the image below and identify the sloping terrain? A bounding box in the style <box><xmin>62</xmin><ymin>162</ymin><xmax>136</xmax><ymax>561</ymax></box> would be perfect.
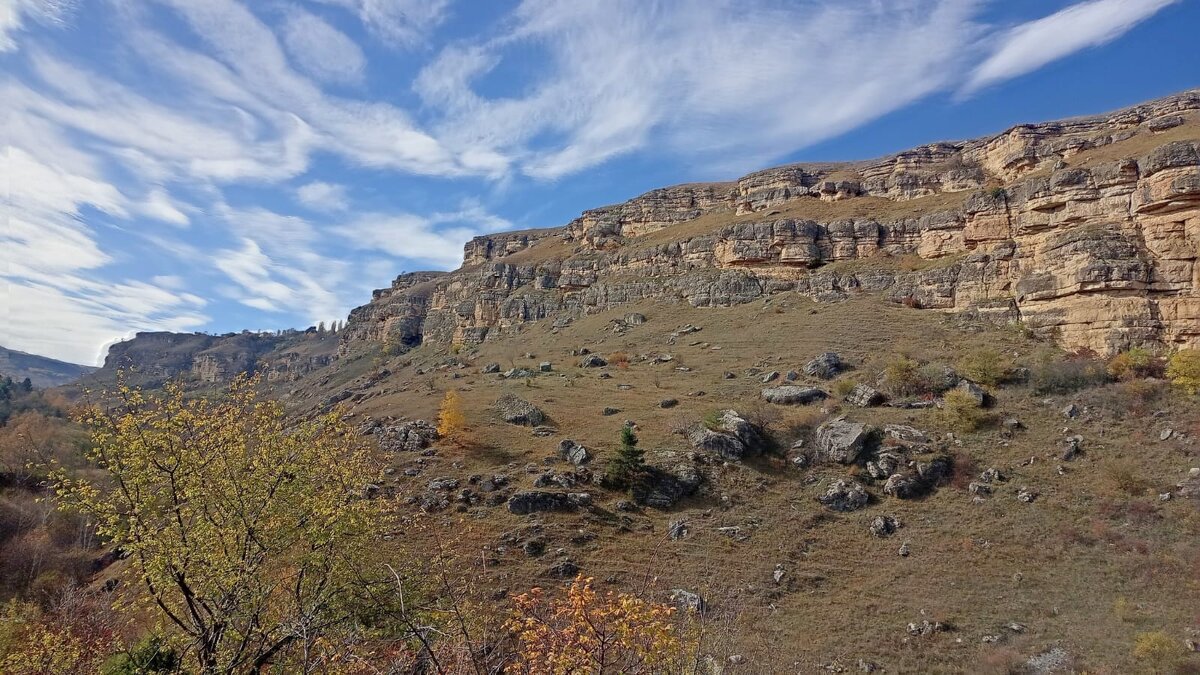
<box><xmin>76</xmin><ymin>91</ymin><xmax>1200</xmax><ymax>672</ymax></box>
<box><xmin>0</xmin><ymin>346</ymin><xmax>95</xmax><ymax>388</ymax></box>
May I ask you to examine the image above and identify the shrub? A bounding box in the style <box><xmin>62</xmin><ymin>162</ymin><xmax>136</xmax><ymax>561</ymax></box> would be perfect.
<box><xmin>102</xmin><ymin>636</ymin><xmax>183</xmax><ymax>674</ymax></box>
<box><xmin>1167</xmin><ymin>349</ymin><xmax>1200</xmax><ymax>394</ymax></box>
<box><xmin>956</xmin><ymin>348</ymin><xmax>1012</xmax><ymax>387</ymax></box>
<box><xmin>505</xmin><ymin>576</ymin><xmax>694</xmax><ymax>674</ymax></box>
<box><xmin>1031</xmin><ymin>354</ymin><xmax>1109</xmax><ymax>395</ymax></box>
<box><xmin>1104</xmin><ymin>460</ymin><xmax>1149</xmax><ymax>496</ymax></box>
<box><xmin>833</xmin><ymin>380</ymin><xmax>857</xmax><ymax>397</ymax></box>
<box><xmin>1107</xmin><ymin>347</ymin><xmax>1163</xmax><ymax>381</ymax></box>
<box><xmin>941</xmin><ymin>390</ymin><xmax>987</xmax><ymax>433</ymax></box>
<box><xmin>701</xmin><ymin>410</ymin><xmax>723</xmax><ymax>432</ymax></box>
<box><xmin>883</xmin><ymin>356</ymin><xmax>924</xmax><ymax>397</ymax></box>
<box><xmin>437</xmin><ymin>390</ymin><xmax>467</xmax><ymax>443</ymax></box>
<box><xmin>1132</xmin><ymin>631</ymin><xmax>1182</xmax><ymax>672</ymax></box>
<box><xmin>609</xmin><ymin>352</ymin><xmax>631</xmax><ymax>370</ymax></box>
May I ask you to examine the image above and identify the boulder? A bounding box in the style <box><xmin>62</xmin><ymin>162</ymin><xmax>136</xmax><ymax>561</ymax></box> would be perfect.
<box><xmin>687</xmin><ymin>410</ymin><xmax>766</xmax><ymax>461</ymax></box>
<box><xmin>761</xmin><ymin>386</ymin><xmax>828</xmax><ymax>405</ymax></box>
<box><xmin>558</xmin><ymin>439</ymin><xmax>591</xmax><ymax>466</ymax></box>
<box><xmin>955</xmin><ymin>379</ymin><xmax>988</xmax><ymax>406</ymax></box>
<box><xmin>580</xmin><ymin>354</ymin><xmax>608</xmax><ymax>368</ymax></box>
<box><xmin>869</xmin><ymin>515</ymin><xmax>900</xmax><ymax>537</ymax></box>
<box><xmin>631</xmin><ymin>463</ymin><xmax>703</xmax><ymax>508</ymax></box>
<box><xmin>845</xmin><ymin>384</ymin><xmax>885</xmax><ymax>407</ymax></box>
<box><xmin>866</xmin><ymin>451</ymin><xmax>902</xmax><ymax>479</ymax></box>
<box><xmin>481</xmin><ymin>362</ymin><xmax>501</xmax><ymax>374</ymax></box>
<box><xmin>762</xmin><ymin>370</ymin><xmax>780</xmax><ymax>383</ymax></box>
<box><xmin>507</xmin><ymin>491</ymin><xmax>591</xmax><ymax>515</ymax></box>
<box><xmin>814</xmin><ymin>418</ymin><xmax>872</xmax><ymax>464</ymax></box>
<box><xmin>883</xmin><ymin>424</ymin><xmax>929</xmax><ymax>446</ymax></box>
<box><xmin>883</xmin><ymin>472</ymin><xmax>922</xmax><ymax>499</ymax></box>
<box><xmin>375</xmin><ymin>420</ymin><xmax>439</xmax><ymax>452</ymax></box>
<box><xmin>1061</xmin><ymin>435</ymin><xmax>1083</xmax><ymax>461</ymax></box>
<box><xmin>804</xmin><ymin>352</ymin><xmax>843</xmax><ymax>379</ymax></box>
<box><xmin>496</xmin><ymin>394</ymin><xmax>546</xmax><ymax>426</ymax></box>
<box><xmin>817</xmin><ymin>480</ymin><xmax>869</xmax><ymax>512</ymax></box>
<box><xmin>539</xmin><ymin>361</ymin><xmax>553</xmax><ymax>372</ymax></box>
<box><xmin>670</xmin><ymin>589</ymin><xmax>705</xmax><ymax>613</ymax></box>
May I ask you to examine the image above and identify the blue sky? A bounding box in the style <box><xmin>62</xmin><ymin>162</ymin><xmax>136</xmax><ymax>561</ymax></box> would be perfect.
<box><xmin>1</xmin><ymin>0</ymin><xmax>1197</xmax><ymax>365</ymax></box>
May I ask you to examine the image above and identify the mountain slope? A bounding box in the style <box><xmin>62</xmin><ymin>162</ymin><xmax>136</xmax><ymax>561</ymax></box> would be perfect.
<box><xmin>0</xmin><ymin>346</ymin><xmax>96</xmax><ymax>388</ymax></box>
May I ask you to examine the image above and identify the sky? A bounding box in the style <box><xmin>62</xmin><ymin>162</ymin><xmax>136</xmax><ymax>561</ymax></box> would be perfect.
<box><xmin>1</xmin><ymin>0</ymin><xmax>1198</xmax><ymax>366</ymax></box>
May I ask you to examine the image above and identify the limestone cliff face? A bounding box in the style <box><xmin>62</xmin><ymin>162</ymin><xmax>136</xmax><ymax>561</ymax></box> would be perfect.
<box><xmin>97</xmin><ymin>331</ymin><xmax>336</xmax><ymax>386</ymax></box>
<box><xmin>337</xmin><ymin>91</ymin><xmax>1200</xmax><ymax>357</ymax></box>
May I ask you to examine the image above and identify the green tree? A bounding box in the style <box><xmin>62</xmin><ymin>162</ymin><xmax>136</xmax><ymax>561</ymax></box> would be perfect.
<box><xmin>606</xmin><ymin>426</ymin><xmax>645</xmax><ymax>488</ymax></box>
<box><xmin>54</xmin><ymin>376</ymin><xmax>389</xmax><ymax>673</ymax></box>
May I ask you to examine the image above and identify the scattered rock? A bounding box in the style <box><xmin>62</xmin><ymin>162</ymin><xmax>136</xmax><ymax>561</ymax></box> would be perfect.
<box><xmin>723</xmin><ymin>371</ymin><xmax>736</xmax><ymax>379</ymax></box>
<box><xmin>503</xmin><ymin>368</ymin><xmax>534</xmax><ymax>379</ymax></box>
<box><xmin>968</xmin><ymin>482</ymin><xmax>992</xmax><ymax>496</ymax></box>
<box><xmin>804</xmin><ymin>352</ymin><xmax>843</xmax><ymax>380</ymax></box>
<box><xmin>883</xmin><ymin>473</ymin><xmax>922</xmax><ymax>499</ymax></box>
<box><xmin>979</xmin><ymin>468</ymin><xmax>1004</xmax><ymax>483</ymax></box>
<box><xmin>1017</xmin><ymin>487</ymin><xmax>1039</xmax><ymax>503</ymax></box>
<box><xmin>428</xmin><ymin>477</ymin><xmax>459</xmax><ymax>491</ymax></box>
<box><xmin>547</xmin><ymin>560</ymin><xmax>580</xmax><ymax>578</ymax></box>
<box><xmin>1160</xmin><ymin>428</ymin><xmax>1174</xmax><ymax>441</ymax></box>
<box><xmin>814</xmin><ymin>418</ymin><xmax>871</xmax><ymax>464</ymax></box>
<box><xmin>624</xmin><ymin>312</ymin><xmax>647</xmax><ymax>325</ymax></box>
<box><xmin>496</xmin><ymin>394</ymin><xmax>546</xmax><ymax>426</ymax></box>
<box><xmin>1002</xmin><ymin>417</ymin><xmax>1024</xmax><ymax>431</ymax></box>
<box><xmin>558</xmin><ymin>439</ymin><xmax>591</xmax><ymax>466</ymax></box>
<box><xmin>507</xmin><ymin>491</ymin><xmax>590</xmax><ymax>515</ymax></box>
<box><xmin>955</xmin><ymin>379</ymin><xmax>987</xmax><ymax>406</ymax></box>
<box><xmin>632</xmin><ymin>463</ymin><xmax>703</xmax><ymax>508</ymax></box>
<box><xmin>773</xmin><ymin>564</ymin><xmax>785</xmax><ymax>584</ymax></box>
<box><xmin>669</xmin><ymin>589</ymin><xmax>705</xmax><ymax>613</ymax></box>
<box><xmin>1062</xmin><ymin>403</ymin><xmax>1079</xmax><ymax>419</ymax></box>
<box><xmin>1061</xmin><ymin>435</ymin><xmax>1083</xmax><ymax>461</ymax></box>
<box><xmin>866</xmin><ymin>452</ymin><xmax>902</xmax><ymax>479</ymax></box>
<box><xmin>1025</xmin><ymin>647</ymin><xmax>1072</xmax><ymax>675</ymax></box>
<box><xmin>659</xmin><ymin>398</ymin><xmax>679</xmax><ymax>409</ymax></box>
<box><xmin>481</xmin><ymin>362</ymin><xmax>501</xmax><ymax>374</ymax></box>
<box><xmin>906</xmin><ymin>620</ymin><xmax>947</xmax><ymax>636</ymax></box>
<box><xmin>687</xmin><ymin>410</ymin><xmax>766</xmax><ymax>461</ymax></box>
<box><xmin>539</xmin><ymin>361</ymin><xmax>553</xmax><ymax>372</ymax></box>
<box><xmin>869</xmin><ymin>515</ymin><xmax>900</xmax><ymax>537</ymax></box>
<box><xmin>762</xmin><ymin>386</ymin><xmax>828</xmax><ymax>405</ymax></box>
<box><xmin>580</xmin><ymin>354</ymin><xmax>608</xmax><ymax>368</ymax></box>
<box><xmin>602</xmin><ymin>407</ymin><xmax>621</xmax><ymax>416</ymax></box>
<box><xmin>667</xmin><ymin>519</ymin><xmax>689</xmax><ymax>540</ymax></box>
<box><xmin>898</xmin><ymin>541</ymin><xmax>910</xmax><ymax>557</ymax></box>
<box><xmin>817</xmin><ymin>480</ymin><xmax>869</xmax><ymax>512</ymax></box>
<box><xmin>785</xmin><ymin>370</ymin><xmax>800</xmax><ymax>381</ymax></box>
<box><xmin>883</xmin><ymin>424</ymin><xmax>929</xmax><ymax>446</ymax></box>
<box><xmin>762</xmin><ymin>370</ymin><xmax>780</xmax><ymax>383</ymax></box>
<box><xmin>374</xmin><ymin>420</ymin><xmax>439</xmax><ymax>452</ymax></box>
<box><xmin>845</xmin><ymin>384</ymin><xmax>885</xmax><ymax>407</ymax></box>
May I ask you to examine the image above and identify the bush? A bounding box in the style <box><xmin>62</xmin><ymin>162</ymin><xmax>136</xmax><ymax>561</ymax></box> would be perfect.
<box><xmin>956</xmin><ymin>348</ymin><xmax>1012</xmax><ymax>387</ymax></box>
<box><xmin>1167</xmin><ymin>349</ymin><xmax>1200</xmax><ymax>394</ymax></box>
<box><xmin>436</xmin><ymin>391</ymin><xmax>467</xmax><ymax>444</ymax></box>
<box><xmin>883</xmin><ymin>356</ymin><xmax>924</xmax><ymax>397</ymax></box>
<box><xmin>608</xmin><ymin>352</ymin><xmax>631</xmax><ymax>370</ymax></box>
<box><xmin>941</xmin><ymin>390</ymin><xmax>987</xmax><ymax>433</ymax></box>
<box><xmin>1107</xmin><ymin>347</ymin><xmax>1164</xmax><ymax>381</ymax></box>
<box><xmin>1104</xmin><ymin>460</ymin><xmax>1149</xmax><ymax>496</ymax></box>
<box><xmin>102</xmin><ymin>636</ymin><xmax>182</xmax><ymax>674</ymax></box>
<box><xmin>1132</xmin><ymin>631</ymin><xmax>1182</xmax><ymax>672</ymax></box>
<box><xmin>1031</xmin><ymin>354</ymin><xmax>1109</xmax><ymax>395</ymax></box>
<box><xmin>833</xmin><ymin>380</ymin><xmax>857</xmax><ymax>397</ymax></box>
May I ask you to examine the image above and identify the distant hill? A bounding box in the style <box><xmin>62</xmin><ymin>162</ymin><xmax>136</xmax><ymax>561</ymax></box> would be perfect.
<box><xmin>0</xmin><ymin>346</ymin><xmax>97</xmax><ymax>388</ymax></box>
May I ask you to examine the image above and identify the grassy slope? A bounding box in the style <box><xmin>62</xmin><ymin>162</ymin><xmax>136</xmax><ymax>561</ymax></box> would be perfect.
<box><xmin>292</xmin><ymin>295</ymin><xmax>1200</xmax><ymax>672</ymax></box>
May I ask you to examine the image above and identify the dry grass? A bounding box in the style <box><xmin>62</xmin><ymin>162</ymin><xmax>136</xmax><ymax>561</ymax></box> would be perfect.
<box><xmin>271</xmin><ymin>293</ymin><xmax>1200</xmax><ymax>673</ymax></box>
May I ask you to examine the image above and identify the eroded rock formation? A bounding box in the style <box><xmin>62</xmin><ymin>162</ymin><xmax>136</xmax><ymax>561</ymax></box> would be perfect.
<box><xmin>335</xmin><ymin>91</ymin><xmax>1200</xmax><ymax>356</ymax></box>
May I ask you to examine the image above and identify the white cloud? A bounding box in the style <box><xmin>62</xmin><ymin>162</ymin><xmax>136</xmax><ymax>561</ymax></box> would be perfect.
<box><xmin>314</xmin><ymin>0</ymin><xmax>452</xmax><ymax>47</ymax></box>
<box><xmin>281</xmin><ymin>8</ymin><xmax>366</xmax><ymax>85</ymax></box>
<box><xmin>295</xmin><ymin>181</ymin><xmax>349</xmax><ymax>211</ymax></box>
<box><xmin>335</xmin><ymin>203</ymin><xmax>514</xmax><ymax>269</ymax></box>
<box><xmin>138</xmin><ymin>188</ymin><xmax>191</xmax><ymax>226</ymax></box>
<box><xmin>0</xmin><ymin>0</ymin><xmax>73</xmax><ymax>52</ymax></box>
<box><xmin>418</xmin><ymin>0</ymin><xmax>986</xmax><ymax>179</ymax></box>
<box><xmin>963</xmin><ymin>0</ymin><xmax>1181</xmax><ymax>95</ymax></box>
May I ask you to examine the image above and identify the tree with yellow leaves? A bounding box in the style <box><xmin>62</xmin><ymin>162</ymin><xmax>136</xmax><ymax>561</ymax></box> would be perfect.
<box><xmin>54</xmin><ymin>375</ymin><xmax>390</xmax><ymax>674</ymax></box>
<box><xmin>437</xmin><ymin>390</ymin><xmax>467</xmax><ymax>445</ymax></box>
<box><xmin>505</xmin><ymin>576</ymin><xmax>694</xmax><ymax>674</ymax></box>
<box><xmin>1167</xmin><ymin>349</ymin><xmax>1200</xmax><ymax>394</ymax></box>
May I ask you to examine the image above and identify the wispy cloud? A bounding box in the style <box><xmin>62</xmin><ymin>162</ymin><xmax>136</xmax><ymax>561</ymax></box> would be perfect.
<box><xmin>295</xmin><ymin>181</ymin><xmax>350</xmax><ymax>212</ymax></box>
<box><xmin>962</xmin><ymin>0</ymin><xmax>1181</xmax><ymax>95</ymax></box>
<box><xmin>336</xmin><ymin>202</ymin><xmax>514</xmax><ymax>269</ymax></box>
<box><xmin>0</xmin><ymin>0</ymin><xmax>74</xmax><ymax>52</ymax></box>
<box><xmin>418</xmin><ymin>0</ymin><xmax>986</xmax><ymax>179</ymax></box>
<box><xmin>281</xmin><ymin>7</ymin><xmax>366</xmax><ymax>86</ymax></box>
<box><xmin>314</xmin><ymin>0</ymin><xmax>452</xmax><ymax>48</ymax></box>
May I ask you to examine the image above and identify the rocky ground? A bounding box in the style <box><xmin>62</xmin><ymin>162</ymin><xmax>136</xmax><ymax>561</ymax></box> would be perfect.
<box><xmin>75</xmin><ymin>91</ymin><xmax>1200</xmax><ymax>673</ymax></box>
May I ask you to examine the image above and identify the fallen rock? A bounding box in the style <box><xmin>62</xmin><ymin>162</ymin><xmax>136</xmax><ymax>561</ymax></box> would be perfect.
<box><xmin>762</xmin><ymin>370</ymin><xmax>780</xmax><ymax>383</ymax></box>
<box><xmin>507</xmin><ymin>491</ymin><xmax>584</xmax><ymax>515</ymax></box>
<box><xmin>845</xmin><ymin>384</ymin><xmax>885</xmax><ymax>407</ymax></box>
<box><xmin>869</xmin><ymin>515</ymin><xmax>900</xmax><ymax>537</ymax></box>
<box><xmin>632</xmin><ymin>463</ymin><xmax>703</xmax><ymax>508</ymax></box>
<box><xmin>866</xmin><ymin>452</ymin><xmax>902</xmax><ymax>479</ymax></box>
<box><xmin>375</xmin><ymin>420</ymin><xmax>439</xmax><ymax>452</ymax></box>
<box><xmin>539</xmin><ymin>361</ymin><xmax>553</xmax><ymax>372</ymax></box>
<box><xmin>883</xmin><ymin>424</ymin><xmax>929</xmax><ymax>446</ymax></box>
<box><xmin>817</xmin><ymin>480</ymin><xmax>869</xmax><ymax>512</ymax></box>
<box><xmin>687</xmin><ymin>410</ymin><xmax>766</xmax><ymax>461</ymax></box>
<box><xmin>659</xmin><ymin>398</ymin><xmax>679</xmax><ymax>409</ymax></box>
<box><xmin>580</xmin><ymin>354</ymin><xmax>608</xmax><ymax>368</ymax></box>
<box><xmin>558</xmin><ymin>439</ymin><xmax>591</xmax><ymax>466</ymax></box>
<box><xmin>955</xmin><ymin>379</ymin><xmax>988</xmax><ymax>406</ymax></box>
<box><xmin>814</xmin><ymin>418</ymin><xmax>872</xmax><ymax>464</ymax></box>
<box><xmin>762</xmin><ymin>386</ymin><xmax>828</xmax><ymax>405</ymax></box>
<box><xmin>804</xmin><ymin>352</ymin><xmax>843</xmax><ymax>379</ymax></box>
<box><xmin>481</xmin><ymin>362</ymin><xmax>501</xmax><ymax>374</ymax></box>
<box><xmin>670</xmin><ymin>589</ymin><xmax>705</xmax><ymax>613</ymax></box>
<box><xmin>496</xmin><ymin>393</ymin><xmax>546</xmax><ymax>426</ymax></box>
<box><xmin>1017</xmin><ymin>487</ymin><xmax>1039</xmax><ymax>503</ymax></box>
<box><xmin>883</xmin><ymin>472</ymin><xmax>922</xmax><ymax>499</ymax></box>
<box><xmin>1061</xmin><ymin>435</ymin><xmax>1083</xmax><ymax>461</ymax></box>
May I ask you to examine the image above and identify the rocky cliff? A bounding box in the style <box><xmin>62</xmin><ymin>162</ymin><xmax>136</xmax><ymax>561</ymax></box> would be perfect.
<box><xmin>91</xmin><ymin>330</ymin><xmax>337</xmax><ymax>387</ymax></box>
<box><xmin>340</xmin><ymin>91</ymin><xmax>1200</xmax><ymax>356</ymax></box>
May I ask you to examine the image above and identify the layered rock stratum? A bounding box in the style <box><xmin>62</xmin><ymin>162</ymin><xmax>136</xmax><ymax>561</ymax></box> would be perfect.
<box><xmin>341</xmin><ymin>90</ymin><xmax>1200</xmax><ymax>358</ymax></box>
